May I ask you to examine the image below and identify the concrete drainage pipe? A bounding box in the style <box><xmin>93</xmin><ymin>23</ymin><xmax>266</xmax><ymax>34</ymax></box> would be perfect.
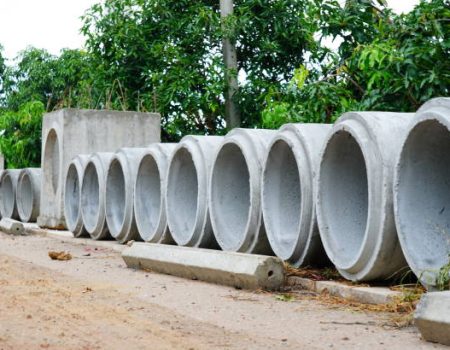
<box><xmin>64</xmin><ymin>155</ymin><xmax>90</xmax><ymax>237</ymax></box>
<box><xmin>394</xmin><ymin>97</ymin><xmax>450</xmax><ymax>289</ymax></box>
<box><xmin>81</xmin><ymin>152</ymin><xmax>114</xmax><ymax>240</ymax></box>
<box><xmin>134</xmin><ymin>143</ymin><xmax>177</xmax><ymax>243</ymax></box>
<box><xmin>105</xmin><ymin>148</ymin><xmax>148</xmax><ymax>244</ymax></box>
<box><xmin>209</xmin><ymin>129</ymin><xmax>277</xmax><ymax>254</ymax></box>
<box><xmin>16</xmin><ymin>168</ymin><xmax>42</xmax><ymax>222</ymax></box>
<box><xmin>316</xmin><ymin>112</ymin><xmax>412</xmax><ymax>281</ymax></box>
<box><xmin>262</xmin><ymin>123</ymin><xmax>332</xmax><ymax>266</ymax></box>
<box><xmin>0</xmin><ymin>169</ymin><xmax>21</xmax><ymax>219</ymax></box>
<box><xmin>166</xmin><ymin>136</ymin><xmax>223</xmax><ymax>248</ymax></box>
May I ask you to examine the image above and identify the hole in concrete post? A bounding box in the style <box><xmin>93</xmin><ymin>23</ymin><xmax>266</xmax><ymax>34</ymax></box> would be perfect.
<box><xmin>64</xmin><ymin>164</ymin><xmax>80</xmax><ymax>231</ymax></box>
<box><xmin>43</xmin><ymin>129</ymin><xmax>60</xmax><ymax>195</ymax></box>
<box><xmin>319</xmin><ymin>130</ymin><xmax>368</xmax><ymax>267</ymax></box>
<box><xmin>210</xmin><ymin>143</ymin><xmax>250</xmax><ymax>250</ymax></box>
<box><xmin>135</xmin><ymin>155</ymin><xmax>162</xmax><ymax>240</ymax></box>
<box><xmin>166</xmin><ymin>148</ymin><xmax>199</xmax><ymax>244</ymax></box>
<box><xmin>396</xmin><ymin>120</ymin><xmax>450</xmax><ymax>281</ymax></box>
<box><xmin>263</xmin><ymin>140</ymin><xmax>301</xmax><ymax>259</ymax></box>
<box><xmin>105</xmin><ymin>159</ymin><xmax>126</xmax><ymax>236</ymax></box>
<box><xmin>81</xmin><ymin>162</ymin><xmax>100</xmax><ymax>232</ymax></box>
<box><xmin>268</xmin><ymin>270</ymin><xmax>274</xmax><ymax>277</ymax></box>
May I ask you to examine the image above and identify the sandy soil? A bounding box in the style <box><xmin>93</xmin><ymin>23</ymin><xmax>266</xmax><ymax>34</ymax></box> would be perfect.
<box><xmin>0</xmin><ymin>231</ymin><xmax>445</xmax><ymax>350</ymax></box>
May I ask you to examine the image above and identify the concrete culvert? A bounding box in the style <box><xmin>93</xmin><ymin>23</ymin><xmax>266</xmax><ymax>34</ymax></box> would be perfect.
<box><xmin>64</xmin><ymin>155</ymin><xmax>90</xmax><ymax>237</ymax></box>
<box><xmin>134</xmin><ymin>143</ymin><xmax>177</xmax><ymax>243</ymax></box>
<box><xmin>105</xmin><ymin>148</ymin><xmax>149</xmax><ymax>244</ymax></box>
<box><xmin>166</xmin><ymin>136</ymin><xmax>223</xmax><ymax>248</ymax></box>
<box><xmin>0</xmin><ymin>170</ymin><xmax>21</xmax><ymax>219</ymax></box>
<box><xmin>81</xmin><ymin>152</ymin><xmax>114</xmax><ymax>240</ymax></box>
<box><xmin>209</xmin><ymin>129</ymin><xmax>277</xmax><ymax>254</ymax></box>
<box><xmin>16</xmin><ymin>168</ymin><xmax>42</xmax><ymax>222</ymax></box>
<box><xmin>316</xmin><ymin>112</ymin><xmax>412</xmax><ymax>281</ymax></box>
<box><xmin>262</xmin><ymin>124</ymin><xmax>332</xmax><ymax>266</ymax></box>
<box><xmin>394</xmin><ymin>97</ymin><xmax>450</xmax><ymax>289</ymax></box>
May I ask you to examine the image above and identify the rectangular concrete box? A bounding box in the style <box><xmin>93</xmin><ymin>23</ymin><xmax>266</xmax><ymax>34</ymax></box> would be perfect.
<box><xmin>122</xmin><ymin>242</ymin><xmax>285</xmax><ymax>290</ymax></box>
<box><xmin>415</xmin><ymin>291</ymin><xmax>450</xmax><ymax>346</ymax></box>
<box><xmin>37</xmin><ymin>109</ymin><xmax>160</xmax><ymax>229</ymax></box>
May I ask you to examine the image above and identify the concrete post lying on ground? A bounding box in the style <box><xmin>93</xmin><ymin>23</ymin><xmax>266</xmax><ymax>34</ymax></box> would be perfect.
<box><xmin>415</xmin><ymin>291</ymin><xmax>450</xmax><ymax>346</ymax></box>
<box><xmin>0</xmin><ymin>218</ymin><xmax>25</xmax><ymax>235</ymax></box>
<box><xmin>394</xmin><ymin>97</ymin><xmax>450</xmax><ymax>288</ymax></box>
<box><xmin>166</xmin><ymin>136</ymin><xmax>223</xmax><ymax>248</ymax></box>
<box><xmin>105</xmin><ymin>148</ymin><xmax>147</xmax><ymax>244</ymax></box>
<box><xmin>122</xmin><ymin>242</ymin><xmax>285</xmax><ymax>290</ymax></box>
<box><xmin>64</xmin><ymin>155</ymin><xmax>90</xmax><ymax>237</ymax></box>
<box><xmin>262</xmin><ymin>123</ymin><xmax>332</xmax><ymax>266</ymax></box>
<box><xmin>38</xmin><ymin>109</ymin><xmax>161</xmax><ymax>230</ymax></box>
<box><xmin>316</xmin><ymin>112</ymin><xmax>413</xmax><ymax>281</ymax></box>
<box><xmin>81</xmin><ymin>152</ymin><xmax>114</xmax><ymax>240</ymax></box>
<box><xmin>134</xmin><ymin>143</ymin><xmax>177</xmax><ymax>243</ymax></box>
<box><xmin>16</xmin><ymin>168</ymin><xmax>41</xmax><ymax>223</ymax></box>
<box><xmin>209</xmin><ymin>129</ymin><xmax>277</xmax><ymax>254</ymax></box>
<box><xmin>0</xmin><ymin>169</ymin><xmax>21</xmax><ymax>220</ymax></box>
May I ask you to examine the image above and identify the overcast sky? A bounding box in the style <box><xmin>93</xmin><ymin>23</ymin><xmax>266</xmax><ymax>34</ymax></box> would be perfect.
<box><xmin>0</xmin><ymin>0</ymin><xmax>421</xmax><ymax>61</ymax></box>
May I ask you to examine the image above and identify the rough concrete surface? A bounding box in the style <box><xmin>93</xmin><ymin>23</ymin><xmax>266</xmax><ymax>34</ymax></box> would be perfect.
<box><xmin>415</xmin><ymin>291</ymin><xmax>450</xmax><ymax>346</ymax></box>
<box><xmin>0</xmin><ymin>232</ymin><xmax>445</xmax><ymax>349</ymax></box>
<box><xmin>16</xmin><ymin>168</ymin><xmax>41</xmax><ymax>223</ymax></box>
<box><xmin>38</xmin><ymin>109</ymin><xmax>161</xmax><ymax>229</ymax></box>
<box><xmin>122</xmin><ymin>242</ymin><xmax>285</xmax><ymax>290</ymax></box>
<box><xmin>0</xmin><ymin>218</ymin><xmax>25</xmax><ymax>235</ymax></box>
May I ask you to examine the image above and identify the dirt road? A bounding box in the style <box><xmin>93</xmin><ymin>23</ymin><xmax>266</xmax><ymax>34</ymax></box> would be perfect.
<box><xmin>0</xmin><ymin>232</ymin><xmax>444</xmax><ymax>349</ymax></box>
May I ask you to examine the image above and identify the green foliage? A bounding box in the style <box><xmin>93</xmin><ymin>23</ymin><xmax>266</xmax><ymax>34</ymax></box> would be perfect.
<box><xmin>0</xmin><ymin>101</ymin><xmax>44</xmax><ymax>168</ymax></box>
<box><xmin>262</xmin><ymin>0</ymin><xmax>450</xmax><ymax>126</ymax></box>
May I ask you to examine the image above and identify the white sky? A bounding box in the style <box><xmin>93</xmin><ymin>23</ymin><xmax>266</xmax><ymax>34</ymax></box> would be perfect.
<box><xmin>0</xmin><ymin>0</ymin><xmax>421</xmax><ymax>61</ymax></box>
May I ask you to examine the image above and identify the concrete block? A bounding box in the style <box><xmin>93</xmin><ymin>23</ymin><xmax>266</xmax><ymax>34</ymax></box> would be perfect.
<box><xmin>316</xmin><ymin>111</ymin><xmax>413</xmax><ymax>281</ymax></box>
<box><xmin>0</xmin><ymin>169</ymin><xmax>21</xmax><ymax>219</ymax></box>
<box><xmin>16</xmin><ymin>168</ymin><xmax>41</xmax><ymax>222</ymax></box>
<box><xmin>262</xmin><ymin>123</ymin><xmax>332</xmax><ymax>267</ymax></box>
<box><xmin>122</xmin><ymin>242</ymin><xmax>285</xmax><ymax>290</ymax></box>
<box><xmin>166</xmin><ymin>136</ymin><xmax>223</xmax><ymax>248</ymax></box>
<box><xmin>415</xmin><ymin>291</ymin><xmax>450</xmax><ymax>346</ymax></box>
<box><xmin>209</xmin><ymin>129</ymin><xmax>277</xmax><ymax>255</ymax></box>
<box><xmin>38</xmin><ymin>109</ymin><xmax>161</xmax><ymax>229</ymax></box>
<box><xmin>134</xmin><ymin>143</ymin><xmax>177</xmax><ymax>243</ymax></box>
<box><xmin>0</xmin><ymin>218</ymin><xmax>25</xmax><ymax>235</ymax></box>
<box><xmin>394</xmin><ymin>97</ymin><xmax>450</xmax><ymax>288</ymax></box>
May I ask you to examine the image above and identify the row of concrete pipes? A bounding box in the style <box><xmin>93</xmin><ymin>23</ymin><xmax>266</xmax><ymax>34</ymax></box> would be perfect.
<box><xmin>1</xmin><ymin>97</ymin><xmax>448</xmax><ymax>290</ymax></box>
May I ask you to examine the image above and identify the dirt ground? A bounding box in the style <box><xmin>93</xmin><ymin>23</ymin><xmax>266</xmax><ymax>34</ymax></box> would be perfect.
<box><xmin>0</xmin><ymin>231</ymin><xmax>446</xmax><ymax>350</ymax></box>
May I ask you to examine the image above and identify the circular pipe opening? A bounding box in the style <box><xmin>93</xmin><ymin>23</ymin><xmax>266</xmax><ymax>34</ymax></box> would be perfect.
<box><xmin>17</xmin><ymin>173</ymin><xmax>33</xmax><ymax>221</ymax></box>
<box><xmin>166</xmin><ymin>148</ymin><xmax>198</xmax><ymax>244</ymax></box>
<box><xmin>135</xmin><ymin>155</ymin><xmax>162</xmax><ymax>241</ymax></box>
<box><xmin>1</xmin><ymin>174</ymin><xmax>15</xmax><ymax>218</ymax></box>
<box><xmin>396</xmin><ymin>120</ymin><xmax>450</xmax><ymax>281</ymax></box>
<box><xmin>319</xmin><ymin>130</ymin><xmax>368</xmax><ymax>267</ymax></box>
<box><xmin>105</xmin><ymin>159</ymin><xmax>126</xmax><ymax>236</ymax></box>
<box><xmin>81</xmin><ymin>162</ymin><xmax>100</xmax><ymax>232</ymax></box>
<box><xmin>263</xmin><ymin>140</ymin><xmax>301</xmax><ymax>259</ymax></box>
<box><xmin>210</xmin><ymin>143</ymin><xmax>250</xmax><ymax>250</ymax></box>
<box><xmin>64</xmin><ymin>164</ymin><xmax>80</xmax><ymax>231</ymax></box>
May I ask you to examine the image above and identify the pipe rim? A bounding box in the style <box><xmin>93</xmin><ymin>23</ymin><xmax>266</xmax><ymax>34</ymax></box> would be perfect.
<box><xmin>394</xmin><ymin>113</ymin><xmax>450</xmax><ymax>287</ymax></box>
<box><xmin>64</xmin><ymin>162</ymin><xmax>82</xmax><ymax>232</ymax></box>
<box><xmin>17</xmin><ymin>170</ymin><xmax>34</xmax><ymax>222</ymax></box>
<box><xmin>134</xmin><ymin>153</ymin><xmax>165</xmax><ymax>242</ymax></box>
<box><xmin>81</xmin><ymin>160</ymin><xmax>102</xmax><ymax>236</ymax></box>
<box><xmin>166</xmin><ymin>144</ymin><xmax>203</xmax><ymax>246</ymax></box>
<box><xmin>317</xmin><ymin>124</ymin><xmax>374</xmax><ymax>272</ymax></box>
<box><xmin>0</xmin><ymin>172</ymin><xmax>16</xmax><ymax>218</ymax></box>
<box><xmin>210</xmin><ymin>138</ymin><xmax>258</xmax><ymax>252</ymax></box>
<box><xmin>262</xmin><ymin>133</ymin><xmax>314</xmax><ymax>263</ymax></box>
<box><xmin>105</xmin><ymin>157</ymin><xmax>129</xmax><ymax>240</ymax></box>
